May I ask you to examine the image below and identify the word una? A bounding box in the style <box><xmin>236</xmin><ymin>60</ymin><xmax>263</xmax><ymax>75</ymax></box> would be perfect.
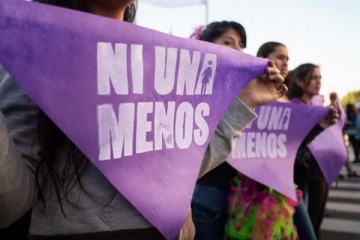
<box><xmin>97</xmin><ymin>42</ymin><xmax>217</xmax><ymax>96</ymax></box>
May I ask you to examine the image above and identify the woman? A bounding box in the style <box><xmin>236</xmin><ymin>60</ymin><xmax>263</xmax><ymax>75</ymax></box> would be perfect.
<box><xmin>287</xmin><ymin>63</ymin><xmax>337</xmax><ymax>239</ymax></box>
<box><xmin>257</xmin><ymin>41</ymin><xmax>289</xmax><ymax>79</ymax></box>
<box><xmin>190</xmin><ymin>21</ymin><xmax>252</xmax><ymax>240</ymax></box>
<box><xmin>0</xmin><ymin>4</ymin><xmax>286</xmax><ymax>240</ymax></box>
<box><xmin>257</xmin><ymin>43</ymin><xmax>318</xmax><ymax>240</ymax></box>
<box><xmin>258</xmin><ymin>42</ymin><xmax>295</xmax><ymax>103</ymax></box>
<box><xmin>344</xmin><ymin>103</ymin><xmax>360</xmax><ymax>163</ymax></box>
<box><xmin>226</xmin><ymin>44</ymin><xmax>339</xmax><ymax>240</ymax></box>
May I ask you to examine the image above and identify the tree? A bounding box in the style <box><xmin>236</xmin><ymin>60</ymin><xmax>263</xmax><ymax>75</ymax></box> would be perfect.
<box><xmin>340</xmin><ymin>90</ymin><xmax>360</xmax><ymax>108</ymax></box>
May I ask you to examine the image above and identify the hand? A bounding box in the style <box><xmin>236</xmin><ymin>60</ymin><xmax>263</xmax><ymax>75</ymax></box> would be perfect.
<box><xmin>319</xmin><ymin>105</ymin><xmax>339</xmax><ymax>129</ymax></box>
<box><xmin>238</xmin><ymin>60</ymin><xmax>288</xmax><ymax>110</ymax></box>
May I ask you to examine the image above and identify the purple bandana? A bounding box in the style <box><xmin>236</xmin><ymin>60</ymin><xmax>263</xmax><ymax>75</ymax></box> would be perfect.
<box><xmin>0</xmin><ymin>1</ymin><xmax>268</xmax><ymax>238</ymax></box>
<box><xmin>227</xmin><ymin>101</ymin><xmax>329</xmax><ymax>199</ymax></box>
<box><xmin>308</xmin><ymin>96</ymin><xmax>347</xmax><ymax>185</ymax></box>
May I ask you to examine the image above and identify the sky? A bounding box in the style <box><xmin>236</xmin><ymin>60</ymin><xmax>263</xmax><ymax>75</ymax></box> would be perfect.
<box><xmin>136</xmin><ymin>0</ymin><xmax>360</xmax><ymax>101</ymax></box>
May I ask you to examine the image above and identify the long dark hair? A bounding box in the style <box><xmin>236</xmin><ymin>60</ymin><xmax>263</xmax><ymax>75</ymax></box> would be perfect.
<box><xmin>346</xmin><ymin>103</ymin><xmax>357</xmax><ymax>115</ymax></box>
<box><xmin>256</xmin><ymin>41</ymin><xmax>286</xmax><ymax>58</ymax></box>
<box><xmin>200</xmin><ymin>21</ymin><xmax>247</xmax><ymax>47</ymax></box>
<box><xmin>34</xmin><ymin>0</ymin><xmax>138</xmax><ymax>23</ymax></box>
<box><xmin>287</xmin><ymin>63</ymin><xmax>319</xmax><ymax>99</ymax></box>
<box><xmin>37</xmin><ymin>112</ymin><xmax>88</xmax><ymax>214</ymax></box>
<box><xmin>32</xmin><ymin>0</ymin><xmax>137</xmax><ymax>215</ymax></box>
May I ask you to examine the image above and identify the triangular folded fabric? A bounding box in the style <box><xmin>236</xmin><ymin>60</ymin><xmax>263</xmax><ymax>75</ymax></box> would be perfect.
<box><xmin>227</xmin><ymin>102</ymin><xmax>329</xmax><ymax>199</ymax></box>
<box><xmin>308</xmin><ymin>99</ymin><xmax>347</xmax><ymax>185</ymax></box>
<box><xmin>0</xmin><ymin>1</ymin><xmax>267</xmax><ymax>239</ymax></box>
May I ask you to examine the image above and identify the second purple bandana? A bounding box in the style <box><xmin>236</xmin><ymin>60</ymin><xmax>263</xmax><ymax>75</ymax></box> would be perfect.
<box><xmin>0</xmin><ymin>1</ymin><xmax>267</xmax><ymax>239</ymax></box>
<box><xmin>309</xmin><ymin>96</ymin><xmax>347</xmax><ymax>185</ymax></box>
<box><xmin>227</xmin><ymin>101</ymin><xmax>329</xmax><ymax>199</ymax></box>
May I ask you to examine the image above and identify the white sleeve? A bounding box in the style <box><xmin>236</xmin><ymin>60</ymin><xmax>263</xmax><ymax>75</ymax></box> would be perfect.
<box><xmin>199</xmin><ymin>97</ymin><xmax>257</xmax><ymax>177</ymax></box>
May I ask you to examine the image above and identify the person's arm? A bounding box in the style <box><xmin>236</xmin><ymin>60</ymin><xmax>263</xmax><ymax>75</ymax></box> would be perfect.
<box><xmin>199</xmin><ymin>60</ymin><xmax>286</xmax><ymax>176</ymax></box>
<box><xmin>301</xmin><ymin>124</ymin><xmax>324</xmax><ymax>147</ymax></box>
<box><xmin>0</xmin><ymin>66</ymin><xmax>40</xmax><ymax>228</ymax></box>
<box><xmin>296</xmin><ymin>105</ymin><xmax>339</xmax><ymax>161</ymax></box>
<box><xmin>199</xmin><ymin>97</ymin><xmax>256</xmax><ymax>177</ymax></box>
<box><xmin>0</xmin><ymin>113</ymin><xmax>38</xmax><ymax>227</ymax></box>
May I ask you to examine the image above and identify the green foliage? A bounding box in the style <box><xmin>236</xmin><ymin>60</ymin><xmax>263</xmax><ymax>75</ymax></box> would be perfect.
<box><xmin>340</xmin><ymin>90</ymin><xmax>360</xmax><ymax>108</ymax></box>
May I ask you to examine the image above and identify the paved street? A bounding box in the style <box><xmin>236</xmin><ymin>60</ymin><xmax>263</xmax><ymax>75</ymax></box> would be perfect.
<box><xmin>320</xmin><ymin>162</ymin><xmax>360</xmax><ymax>240</ymax></box>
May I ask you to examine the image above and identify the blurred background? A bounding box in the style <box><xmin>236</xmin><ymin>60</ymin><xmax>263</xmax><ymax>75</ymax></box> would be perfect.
<box><xmin>137</xmin><ymin>0</ymin><xmax>360</xmax><ymax>107</ymax></box>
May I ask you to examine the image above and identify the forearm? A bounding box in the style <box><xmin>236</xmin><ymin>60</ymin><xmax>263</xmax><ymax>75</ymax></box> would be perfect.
<box><xmin>299</xmin><ymin>124</ymin><xmax>324</xmax><ymax>149</ymax></box>
<box><xmin>295</xmin><ymin>124</ymin><xmax>324</xmax><ymax>163</ymax></box>
<box><xmin>0</xmin><ymin>112</ymin><xmax>38</xmax><ymax>227</ymax></box>
<box><xmin>199</xmin><ymin>97</ymin><xmax>256</xmax><ymax>177</ymax></box>
<box><xmin>0</xmin><ymin>66</ymin><xmax>39</xmax><ymax>227</ymax></box>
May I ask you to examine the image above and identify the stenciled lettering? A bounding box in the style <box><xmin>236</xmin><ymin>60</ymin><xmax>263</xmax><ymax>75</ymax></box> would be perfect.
<box><xmin>233</xmin><ymin>132</ymin><xmax>287</xmax><ymax>159</ymax></box>
<box><xmin>97</xmin><ymin>42</ymin><xmax>144</xmax><ymax>95</ymax></box>
<box><xmin>96</xmin><ymin>42</ymin><xmax>217</xmax><ymax>161</ymax></box>
<box><xmin>97</xmin><ymin>101</ymin><xmax>210</xmax><ymax>160</ymax></box>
